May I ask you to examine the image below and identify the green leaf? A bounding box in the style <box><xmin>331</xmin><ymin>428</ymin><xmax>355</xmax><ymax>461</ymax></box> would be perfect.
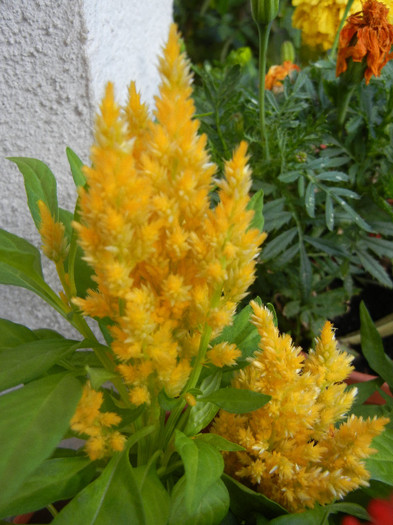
<box><xmin>0</xmin><ymin>229</ymin><xmax>64</xmax><ymax>315</ymax></box>
<box><xmin>66</xmin><ymin>147</ymin><xmax>86</xmax><ymax>187</ymax></box>
<box><xmin>366</xmin><ymin>428</ymin><xmax>393</xmax><ymax>486</ymax></box>
<box><xmin>194</xmin><ymin>434</ymin><xmax>244</xmax><ymax>451</ymax></box>
<box><xmin>357</xmin><ymin>250</ymin><xmax>393</xmax><ymax>288</ymax></box>
<box><xmin>0</xmin><ymin>318</ymin><xmax>38</xmax><ymax>348</ymax></box>
<box><xmin>332</xmin><ymin>194</ymin><xmax>372</xmax><ymax>232</ymax></box>
<box><xmin>200</xmin><ymin>387</ymin><xmax>270</xmax><ymax>414</ymax></box>
<box><xmin>169</xmin><ymin>476</ymin><xmax>229</xmax><ymax>525</ymax></box>
<box><xmin>325</xmin><ymin>193</ymin><xmax>334</xmax><ymax>231</ymax></box>
<box><xmin>8</xmin><ymin>157</ymin><xmax>59</xmax><ymax>228</ymax></box>
<box><xmin>0</xmin><ymin>373</ymin><xmax>82</xmax><ymax>508</ymax></box>
<box><xmin>247</xmin><ymin>189</ymin><xmax>264</xmax><ymax>231</ymax></box>
<box><xmin>360</xmin><ymin>301</ymin><xmax>393</xmax><ymax>388</ymax></box>
<box><xmin>52</xmin><ymin>427</ymin><xmax>158</xmax><ymax>525</ymax></box>
<box><xmin>0</xmin><ymin>338</ymin><xmax>83</xmax><ymax>391</ymax></box>
<box><xmin>269</xmin><ymin>508</ymin><xmax>326</xmax><ymax>524</ymax></box>
<box><xmin>174</xmin><ymin>430</ymin><xmax>224</xmax><ymax>514</ymax></box>
<box><xmin>261</xmin><ymin>228</ymin><xmax>297</xmax><ymax>262</ymax></box>
<box><xmin>0</xmin><ymin>457</ymin><xmax>95</xmax><ymax>519</ymax></box>
<box><xmin>305</xmin><ymin>181</ymin><xmax>316</xmax><ymax>218</ymax></box>
<box><xmin>183</xmin><ymin>372</ymin><xmax>222</xmax><ymax>436</ymax></box>
<box><xmin>86</xmin><ymin>366</ymin><xmax>118</xmax><ymax>390</ymax></box>
<box><xmin>299</xmin><ymin>242</ymin><xmax>312</xmax><ymax>300</ymax></box>
<box><xmin>316</xmin><ymin>170</ymin><xmax>349</xmax><ymax>183</ymax></box>
<box><xmin>222</xmin><ymin>474</ymin><xmax>286</xmax><ymax>521</ymax></box>
<box><xmin>278</xmin><ymin>171</ymin><xmax>301</xmax><ymax>183</ymax></box>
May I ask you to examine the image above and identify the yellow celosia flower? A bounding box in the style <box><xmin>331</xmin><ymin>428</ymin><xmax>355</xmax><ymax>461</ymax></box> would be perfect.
<box><xmin>37</xmin><ymin>200</ymin><xmax>68</xmax><ymax>263</ymax></box>
<box><xmin>292</xmin><ymin>0</ymin><xmax>393</xmax><ymax>50</ymax></box>
<box><xmin>70</xmin><ymin>382</ymin><xmax>126</xmax><ymax>460</ymax></box>
<box><xmin>72</xmin><ymin>24</ymin><xmax>265</xmax><ymax>406</ymax></box>
<box><xmin>207</xmin><ymin>342</ymin><xmax>242</xmax><ymax>367</ymax></box>
<box><xmin>211</xmin><ymin>302</ymin><xmax>389</xmax><ymax>513</ymax></box>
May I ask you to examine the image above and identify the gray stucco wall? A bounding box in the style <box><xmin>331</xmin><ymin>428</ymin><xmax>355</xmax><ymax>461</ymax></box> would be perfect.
<box><xmin>0</xmin><ymin>0</ymin><xmax>173</xmax><ymax>335</ymax></box>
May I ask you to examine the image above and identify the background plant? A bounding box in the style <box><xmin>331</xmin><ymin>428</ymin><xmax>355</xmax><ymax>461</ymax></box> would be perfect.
<box><xmin>174</xmin><ymin>5</ymin><xmax>393</xmax><ymax>345</ymax></box>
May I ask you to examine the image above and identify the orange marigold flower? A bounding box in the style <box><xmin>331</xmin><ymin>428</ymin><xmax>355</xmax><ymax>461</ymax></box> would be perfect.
<box><xmin>336</xmin><ymin>0</ymin><xmax>393</xmax><ymax>84</ymax></box>
<box><xmin>265</xmin><ymin>61</ymin><xmax>300</xmax><ymax>92</ymax></box>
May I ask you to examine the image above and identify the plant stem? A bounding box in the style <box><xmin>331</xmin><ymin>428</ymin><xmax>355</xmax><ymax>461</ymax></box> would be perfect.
<box><xmin>330</xmin><ymin>0</ymin><xmax>355</xmax><ymax>58</ymax></box>
<box><xmin>257</xmin><ymin>21</ymin><xmax>272</xmax><ymax>160</ymax></box>
<box><xmin>337</xmin><ymin>83</ymin><xmax>356</xmax><ymax>132</ymax></box>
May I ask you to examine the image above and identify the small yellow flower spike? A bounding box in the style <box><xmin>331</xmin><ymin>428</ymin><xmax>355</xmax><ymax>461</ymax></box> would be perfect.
<box><xmin>37</xmin><ymin>200</ymin><xmax>68</xmax><ymax>263</ymax></box>
<box><xmin>211</xmin><ymin>302</ymin><xmax>389</xmax><ymax>513</ymax></box>
<box><xmin>292</xmin><ymin>0</ymin><xmax>393</xmax><ymax>51</ymax></box>
<box><xmin>70</xmin><ymin>382</ymin><xmax>126</xmax><ymax>460</ymax></box>
<box><xmin>73</xmin><ymin>24</ymin><xmax>265</xmax><ymax>406</ymax></box>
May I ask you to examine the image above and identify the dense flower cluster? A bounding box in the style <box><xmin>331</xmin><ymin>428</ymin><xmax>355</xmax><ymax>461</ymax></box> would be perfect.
<box><xmin>70</xmin><ymin>382</ymin><xmax>126</xmax><ymax>460</ymax></box>
<box><xmin>336</xmin><ymin>0</ymin><xmax>393</xmax><ymax>84</ymax></box>
<box><xmin>265</xmin><ymin>61</ymin><xmax>300</xmax><ymax>92</ymax></box>
<box><xmin>38</xmin><ymin>200</ymin><xmax>68</xmax><ymax>263</ymax></box>
<box><xmin>292</xmin><ymin>0</ymin><xmax>393</xmax><ymax>50</ymax></box>
<box><xmin>72</xmin><ymin>24</ymin><xmax>265</xmax><ymax>407</ymax></box>
<box><xmin>212</xmin><ymin>302</ymin><xmax>389</xmax><ymax>512</ymax></box>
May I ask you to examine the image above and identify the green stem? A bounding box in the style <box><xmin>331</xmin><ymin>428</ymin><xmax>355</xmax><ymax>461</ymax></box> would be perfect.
<box><xmin>257</xmin><ymin>21</ymin><xmax>272</xmax><ymax>160</ymax></box>
<box><xmin>329</xmin><ymin>0</ymin><xmax>356</xmax><ymax>58</ymax></box>
<box><xmin>337</xmin><ymin>83</ymin><xmax>356</xmax><ymax>132</ymax></box>
<box><xmin>47</xmin><ymin>504</ymin><xmax>58</xmax><ymax>518</ymax></box>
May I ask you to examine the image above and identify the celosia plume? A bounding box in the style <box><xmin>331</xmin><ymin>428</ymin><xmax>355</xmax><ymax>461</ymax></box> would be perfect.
<box><xmin>292</xmin><ymin>0</ymin><xmax>393</xmax><ymax>51</ymax></box>
<box><xmin>336</xmin><ymin>0</ymin><xmax>393</xmax><ymax>84</ymax></box>
<box><xmin>212</xmin><ymin>302</ymin><xmax>389</xmax><ymax>512</ymax></box>
<box><xmin>70</xmin><ymin>382</ymin><xmax>126</xmax><ymax>460</ymax></box>
<box><xmin>38</xmin><ymin>200</ymin><xmax>68</xmax><ymax>263</ymax></box>
<box><xmin>265</xmin><ymin>61</ymin><xmax>300</xmax><ymax>92</ymax></box>
<box><xmin>72</xmin><ymin>24</ymin><xmax>265</xmax><ymax>407</ymax></box>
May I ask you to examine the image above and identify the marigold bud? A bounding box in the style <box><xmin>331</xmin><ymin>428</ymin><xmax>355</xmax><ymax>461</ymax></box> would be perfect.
<box><xmin>250</xmin><ymin>0</ymin><xmax>280</xmax><ymax>26</ymax></box>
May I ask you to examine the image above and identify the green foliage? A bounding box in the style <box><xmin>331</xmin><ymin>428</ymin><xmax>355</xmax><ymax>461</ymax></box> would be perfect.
<box><xmin>191</xmin><ymin>56</ymin><xmax>393</xmax><ymax>343</ymax></box>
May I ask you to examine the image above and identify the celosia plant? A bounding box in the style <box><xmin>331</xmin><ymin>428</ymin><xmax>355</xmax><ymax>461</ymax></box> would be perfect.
<box><xmin>0</xmin><ymin>19</ymin><xmax>391</xmax><ymax>525</ymax></box>
<box><xmin>212</xmin><ymin>302</ymin><xmax>389</xmax><ymax>513</ymax></box>
<box><xmin>292</xmin><ymin>0</ymin><xmax>393</xmax><ymax>50</ymax></box>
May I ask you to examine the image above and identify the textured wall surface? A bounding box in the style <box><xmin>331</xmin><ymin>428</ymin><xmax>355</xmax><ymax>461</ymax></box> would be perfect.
<box><xmin>0</xmin><ymin>0</ymin><xmax>173</xmax><ymax>334</ymax></box>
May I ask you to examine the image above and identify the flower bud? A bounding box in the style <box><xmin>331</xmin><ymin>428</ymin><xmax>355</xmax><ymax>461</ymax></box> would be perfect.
<box><xmin>251</xmin><ymin>0</ymin><xmax>280</xmax><ymax>26</ymax></box>
<box><xmin>280</xmin><ymin>40</ymin><xmax>295</xmax><ymax>63</ymax></box>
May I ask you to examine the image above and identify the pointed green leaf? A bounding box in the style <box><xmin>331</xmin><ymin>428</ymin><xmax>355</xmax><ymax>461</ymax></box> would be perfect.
<box><xmin>66</xmin><ymin>147</ymin><xmax>86</xmax><ymax>187</ymax></box>
<box><xmin>52</xmin><ymin>428</ymin><xmax>162</xmax><ymax>525</ymax></box>
<box><xmin>247</xmin><ymin>189</ymin><xmax>264</xmax><ymax>231</ymax></box>
<box><xmin>174</xmin><ymin>430</ymin><xmax>224</xmax><ymax>514</ymax></box>
<box><xmin>325</xmin><ymin>193</ymin><xmax>334</xmax><ymax>231</ymax></box>
<box><xmin>305</xmin><ymin>181</ymin><xmax>316</xmax><ymax>218</ymax></box>
<box><xmin>299</xmin><ymin>242</ymin><xmax>312</xmax><ymax>300</ymax></box>
<box><xmin>357</xmin><ymin>250</ymin><xmax>393</xmax><ymax>288</ymax></box>
<box><xmin>360</xmin><ymin>301</ymin><xmax>393</xmax><ymax>388</ymax></box>
<box><xmin>0</xmin><ymin>338</ymin><xmax>83</xmax><ymax>391</ymax></box>
<box><xmin>8</xmin><ymin>157</ymin><xmax>59</xmax><ymax>228</ymax></box>
<box><xmin>200</xmin><ymin>387</ymin><xmax>270</xmax><ymax>414</ymax></box>
<box><xmin>262</xmin><ymin>228</ymin><xmax>297</xmax><ymax>262</ymax></box>
<box><xmin>0</xmin><ymin>229</ymin><xmax>64</xmax><ymax>314</ymax></box>
<box><xmin>0</xmin><ymin>373</ymin><xmax>82</xmax><ymax>507</ymax></box>
<box><xmin>222</xmin><ymin>474</ymin><xmax>285</xmax><ymax>521</ymax></box>
<box><xmin>169</xmin><ymin>476</ymin><xmax>229</xmax><ymax>525</ymax></box>
<box><xmin>194</xmin><ymin>434</ymin><xmax>244</xmax><ymax>451</ymax></box>
<box><xmin>366</xmin><ymin>429</ymin><xmax>393</xmax><ymax>486</ymax></box>
<box><xmin>0</xmin><ymin>318</ymin><xmax>38</xmax><ymax>348</ymax></box>
<box><xmin>0</xmin><ymin>457</ymin><xmax>94</xmax><ymax>519</ymax></box>
<box><xmin>183</xmin><ymin>372</ymin><xmax>222</xmax><ymax>436</ymax></box>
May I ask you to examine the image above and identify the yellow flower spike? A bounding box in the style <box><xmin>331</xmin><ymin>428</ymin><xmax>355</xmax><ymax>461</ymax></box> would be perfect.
<box><xmin>207</xmin><ymin>342</ymin><xmax>242</xmax><ymax>368</ymax></box>
<box><xmin>73</xmin><ymin>23</ymin><xmax>263</xmax><ymax>406</ymax></box>
<box><xmin>37</xmin><ymin>200</ymin><xmax>68</xmax><ymax>263</ymax></box>
<box><xmin>70</xmin><ymin>382</ymin><xmax>125</xmax><ymax>460</ymax></box>
<box><xmin>212</xmin><ymin>305</ymin><xmax>389</xmax><ymax>512</ymax></box>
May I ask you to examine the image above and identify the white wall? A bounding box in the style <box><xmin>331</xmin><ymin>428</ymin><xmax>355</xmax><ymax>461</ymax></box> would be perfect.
<box><xmin>0</xmin><ymin>0</ymin><xmax>173</xmax><ymax>334</ymax></box>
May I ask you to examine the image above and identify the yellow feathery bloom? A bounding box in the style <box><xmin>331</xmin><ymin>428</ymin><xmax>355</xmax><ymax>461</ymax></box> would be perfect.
<box><xmin>72</xmin><ymin>24</ymin><xmax>265</xmax><ymax>405</ymax></box>
<box><xmin>70</xmin><ymin>382</ymin><xmax>125</xmax><ymax>460</ymax></box>
<box><xmin>211</xmin><ymin>302</ymin><xmax>389</xmax><ymax>513</ymax></box>
<box><xmin>292</xmin><ymin>0</ymin><xmax>393</xmax><ymax>51</ymax></box>
<box><xmin>37</xmin><ymin>200</ymin><xmax>68</xmax><ymax>263</ymax></box>
<box><xmin>207</xmin><ymin>342</ymin><xmax>242</xmax><ymax>367</ymax></box>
